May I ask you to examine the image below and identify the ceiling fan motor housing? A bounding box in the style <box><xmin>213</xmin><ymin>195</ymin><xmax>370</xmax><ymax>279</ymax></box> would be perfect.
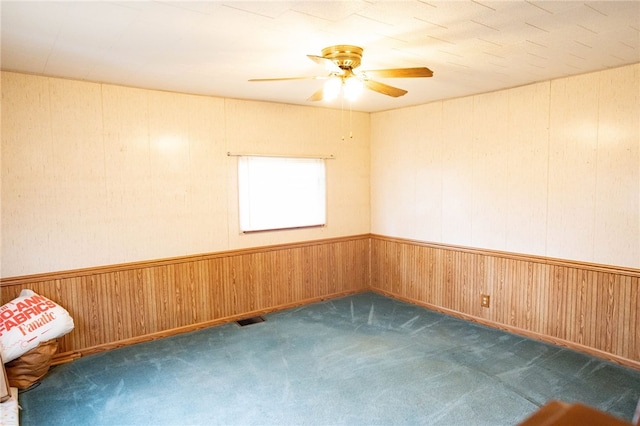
<box><xmin>321</xmin><ymin>45</ymin><xmax>363</xmax><ymax>70</ymax></box>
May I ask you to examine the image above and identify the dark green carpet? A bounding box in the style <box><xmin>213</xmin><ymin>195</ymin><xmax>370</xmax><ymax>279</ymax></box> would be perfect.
<box><xmin>18</xmin><ymin>292</ymin><xmax>640</xmax><ymax>425</ymax></box>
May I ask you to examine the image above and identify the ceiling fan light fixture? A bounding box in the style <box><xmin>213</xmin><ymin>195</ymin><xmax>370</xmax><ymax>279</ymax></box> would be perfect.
<box><xmin>250</xmin><ymin>44</ymin><xmax>433</xmax><ymax>102</ymax></box>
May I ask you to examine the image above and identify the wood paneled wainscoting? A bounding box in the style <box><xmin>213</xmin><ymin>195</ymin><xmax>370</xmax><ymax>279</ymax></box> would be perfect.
<box><xmin>370</xmin><ymin>235</ymin><xmax>640</xmax><ymax>370</ymax></box>
<box><xmin>2</xmin><ymin>233</ymin><xmax>638</xmax><ymax>370</ymax></box>
<box><xmin>0</xmin><ymin>235</ymin><xmax>370</xmax><ymax>363</ymax></box>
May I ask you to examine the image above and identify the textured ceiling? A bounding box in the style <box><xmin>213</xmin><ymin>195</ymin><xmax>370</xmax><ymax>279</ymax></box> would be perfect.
<box><xmin>1</xmin><ymin>1</ymin><xmax>639</xmax><ymax>112</ymax></box>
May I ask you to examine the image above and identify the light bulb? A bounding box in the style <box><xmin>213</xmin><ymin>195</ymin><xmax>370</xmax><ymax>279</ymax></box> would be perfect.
<box><xmin>323</xmin><ymin>78</ymin><xmax>341</xmax><ymax>101</ymax></box>
<box><xmin>343</xmin><ymin>77</ymin><xmax>363</xmax><ymax>101</ymax></box>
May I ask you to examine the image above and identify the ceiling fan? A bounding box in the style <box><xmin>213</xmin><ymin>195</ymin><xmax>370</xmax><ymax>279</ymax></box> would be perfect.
<box><xmin>249</xmin><ymin>45</ymin><xmax>433</xmax><ymax>102</ymax></box>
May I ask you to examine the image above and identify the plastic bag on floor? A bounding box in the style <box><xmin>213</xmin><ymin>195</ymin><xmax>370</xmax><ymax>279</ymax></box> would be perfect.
<box><xmin>0</xmin><ymin>289</ymin><xmax>74</xmax><ymax>363</ymax></box>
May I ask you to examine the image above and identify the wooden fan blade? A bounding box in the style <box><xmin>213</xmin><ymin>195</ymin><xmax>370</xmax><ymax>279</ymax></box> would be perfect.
<box><xmin>307</xmin><ymin>87</ymin><xmax>325</xmax><ymax>101</ymax></box>
<box><xmin>363</xmin><ymin>79</ymin><xmax>408</xmax><ymax>97</ymax></box>
<box><xmin>249</xmin><ymin>76</ymin><xmax>327</xmax><ymax>82</ymax></box>
<box><xmin>307</xmin><ymin>55</ymin><xmax>343</xmax><ymax>73</ymax></box>
<box><xmin>361</xmin><ymin>67</ymin><xmax>433</xmax><ymax>78</ymax></box>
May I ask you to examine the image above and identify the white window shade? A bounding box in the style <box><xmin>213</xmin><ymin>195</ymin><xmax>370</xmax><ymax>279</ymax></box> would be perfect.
<box><xmin>238</xmin><ymin>156</ymin><xmax>326</xmax><ymax>232</ymax></box>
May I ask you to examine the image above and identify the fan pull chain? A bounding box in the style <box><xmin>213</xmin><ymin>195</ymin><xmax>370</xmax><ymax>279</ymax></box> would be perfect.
<box><xmin>341</xmin><ymin>94</ymin><xmax>345</xmax><ymax>141</ymax></box>
<box><xmin>339</xmin><ymin>91</ymin><xmax>354</xmax><ymax>141</ymax></box>
<box><xmin>339</xmin><ymin>96</ymin><xmax>355</xmax><ymax>141</ymax></box>
<box><xmin>349</xmin><ymin>102</ymin><xmax>353</xmax><ymax>139</ymax></box>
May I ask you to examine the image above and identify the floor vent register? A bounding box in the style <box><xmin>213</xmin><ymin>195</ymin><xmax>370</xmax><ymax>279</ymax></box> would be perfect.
<box><xmin>236</xmin><ymin>316</ymin><xmax>266</xmax><ymax>327</ymax></box>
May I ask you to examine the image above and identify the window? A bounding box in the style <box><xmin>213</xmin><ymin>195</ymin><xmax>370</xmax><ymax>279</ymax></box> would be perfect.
<box><xmin>237</xmin><ymin>155</ymin><xmax>326</xmax><ymax>232</ymax></box>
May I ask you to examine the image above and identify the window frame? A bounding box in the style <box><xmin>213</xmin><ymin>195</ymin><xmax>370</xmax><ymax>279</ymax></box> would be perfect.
<box><xmin>236</xmin><ymin>154</ymin><xmax>328</xmax><ymax>233</ymax></box>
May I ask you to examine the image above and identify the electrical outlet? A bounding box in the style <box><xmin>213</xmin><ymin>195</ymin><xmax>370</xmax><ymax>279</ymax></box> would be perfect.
<box><xmin>481</xmin><ymin>294</ymin><xmax>490</xmax><ymax>308</ymax></box>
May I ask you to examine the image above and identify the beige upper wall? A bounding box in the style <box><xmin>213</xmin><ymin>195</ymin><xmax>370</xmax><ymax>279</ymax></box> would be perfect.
<box><xmin>3</xmin><ymin>64</ymin><xmax>638</xmax><ymax>276</ymax></box>
<box><xmin>371</xmin><ymin>63</ymin><xmax>640</xmax><ymax>269</ymax></box>
<box><xmin>0</xmin><ymin>72</ymin><xmax>370</xmax><ymax>277</ymax></box>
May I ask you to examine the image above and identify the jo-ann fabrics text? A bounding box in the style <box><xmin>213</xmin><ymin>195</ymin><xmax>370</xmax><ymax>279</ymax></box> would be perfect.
<box><xmin>0</xmin><ymin>293</ymin><xmax>58</xmax><ymax>337</ymax></box>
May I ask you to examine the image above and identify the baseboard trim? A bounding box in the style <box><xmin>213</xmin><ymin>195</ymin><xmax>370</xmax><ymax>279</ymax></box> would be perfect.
<box><xmin>371</xmin><ymin>288</ymin><xmax>640</xmax><ymax>371</ymax></box>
